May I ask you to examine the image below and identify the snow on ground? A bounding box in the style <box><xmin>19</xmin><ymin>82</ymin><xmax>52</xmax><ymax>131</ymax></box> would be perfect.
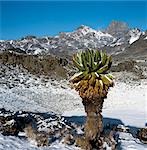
<box><xmin>118</xmin><ymin>132</ymin><xmax>147</xmax><ymax>150</ymax></box>
<box><xmin>103</xmin><ymin>81</ymin><xmax>147</xmax><ymax>128</ymax></box>
<box><xmin>0</xmin><ymin>66</ymin><xmax>146</xmax><ymax>127</ymax></box>
<box><xmin>0</xmin><ymin>65</ymin><xmax>147</xmax><ymax>149</ymax></box>
<box><xmin>0</xmin><ymin>79</ymin><xmax>83</xmax><ymax>114</ymax></box>
<box><xmin>144</xmin><ymin>36</ymin><xmax>147</xmax><ymax>40</ymax></box>
<box><xmin>0</xmin><ymin>134</ymin><xmax>80</xmax><ymax>150</ymax></box>
<box><xmin>0</xmin><ymin>64</ymin><xmax>83</xmax><ymax>113</ymax></box>
<box><xmin>64</xmin><ymin>80</ymin><xmax>147</xmax><ymax>128</ymax></box>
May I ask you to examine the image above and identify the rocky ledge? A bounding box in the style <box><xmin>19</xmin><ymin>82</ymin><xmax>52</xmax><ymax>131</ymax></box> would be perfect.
<box><xmin>0</xmin><ymin>51</ymin><xmax>69</xmax><ymax>79</ymax></box>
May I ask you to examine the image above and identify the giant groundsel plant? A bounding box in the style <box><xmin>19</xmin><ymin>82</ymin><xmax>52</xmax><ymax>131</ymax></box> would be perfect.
<box><xmin>70</xmin><ymin>49</ymin><xmax>114</xmax><ymax>149</ymax></box>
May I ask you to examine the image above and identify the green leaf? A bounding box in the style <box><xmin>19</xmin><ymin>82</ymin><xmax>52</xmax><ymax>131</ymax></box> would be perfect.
<box><xmin>81</xmin><ymin>52</ymin><xmax>88</xmax><ymax>71</ymax></box>
<box><xmin>73</xmin><ymin>55</ymin><xmax>85</xmax><ymax>71</ymax></box>
<box><xmin>94</xmin><ymin>50</ymin><xmax>101</xmax><ymax>62</ymax></box>
<box><xmin>101</xmin><ymin>50</ymin><xmax>108</xmax><ymax>66</ymax></box>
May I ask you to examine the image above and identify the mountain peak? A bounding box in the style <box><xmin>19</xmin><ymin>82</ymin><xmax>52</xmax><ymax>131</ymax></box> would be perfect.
<box><xmin>76</xmin><ymin>25</ymin><xmax>94</xmax><ymax>33</ymax></box>
<box><xmin>77</xmin><ymin>25</ymin><xmax>90</xmax><ymax>30</ymax></box>
<box><xmin>106</xmin><ymin>21</ymin><xmax>129</xmax><ymax>35</ymax></box>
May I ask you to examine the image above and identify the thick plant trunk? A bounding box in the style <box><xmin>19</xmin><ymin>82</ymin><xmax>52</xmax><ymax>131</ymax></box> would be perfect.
<box><xmin>82</xmin><ymin>98</ymin><xmax>104</xmax><ymax>149</ymax></box>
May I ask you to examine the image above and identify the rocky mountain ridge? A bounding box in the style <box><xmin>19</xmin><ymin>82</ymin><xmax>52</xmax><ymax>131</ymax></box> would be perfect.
<box><xmin>0</xmin><ymin>21</ymin><xmax>146</xmax><ymax>58</ymax></box>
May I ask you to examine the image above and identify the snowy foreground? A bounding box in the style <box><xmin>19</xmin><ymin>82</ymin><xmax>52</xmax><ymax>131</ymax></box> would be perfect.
<box><xmin>0</xmin><ymin>135</ymin><xmax>80</xmax><ymax>150</ymax></box>
<box><xmin>0</xmin><ymin>65</ymin><xmax>147</xmax><ymax>149</ymax></box>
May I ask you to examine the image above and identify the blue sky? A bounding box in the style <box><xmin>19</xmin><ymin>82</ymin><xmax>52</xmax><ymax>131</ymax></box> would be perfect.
<box><xmin>0</xmin><ymin>1</ymin><xmax>147</xmax><ymax>40</ymax></box>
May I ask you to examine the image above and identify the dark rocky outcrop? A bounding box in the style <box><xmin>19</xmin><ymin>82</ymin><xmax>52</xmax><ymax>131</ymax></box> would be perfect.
<box><xmin>0</xmin><ymin>108</ymin><xmax>33</xmax><ymax>136</ymax></box>
<box><xmin>138</xmin><ymin>128</ymin><xmax>147</xmax><ymax>144</ymax></box>
<box><xmin>0</xmin><ymin>51</ymin><xmax>68</xmax><ymax>79</ymax></box>
<box><xmin>0</xmin><ymin>108</ymin><xmax>118</xmax><ymax>148</ymax></box>
<box><xmin>111</xmin><ymin>59</ymin><xmax>145</xmax><ymax>78</ymax></box>
<box><xmin>0</xmin><ymin>108</ymin><xmax>78</xmax><ymax>146</ymax></box>
<box><xmin>111</xmin><ymin>60</ymin><xmax>137</xmax><ymax>72</ymax></box>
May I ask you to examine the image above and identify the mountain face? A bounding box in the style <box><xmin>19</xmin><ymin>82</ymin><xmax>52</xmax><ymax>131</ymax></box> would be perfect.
<box><xmin>0</xmin><ymin>21</ymin><xmax>146</xmax><ymax>58</ymax></box>
<box><xmin>117</xmin><ymin>30</ymin><xmax>147</xmax><ymax>59</ymax></box>
<box><xmin>105</xmin><ymin>21</ymin><xmax>129</xmax><ymax>39</ymax></box>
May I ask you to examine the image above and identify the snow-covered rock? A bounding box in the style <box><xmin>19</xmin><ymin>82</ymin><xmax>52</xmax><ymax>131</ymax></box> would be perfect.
<box><xmin>118</xmin><ymin>132</ymin><xmax>147</xmax><ymax>150</ymax></box>
<box><xmin>129</xmin><ymin>28</ymin><xmax>142</xmax><ymax>44</ymax></box>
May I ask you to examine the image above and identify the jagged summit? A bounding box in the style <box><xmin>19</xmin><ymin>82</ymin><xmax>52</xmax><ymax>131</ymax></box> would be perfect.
<box><xmin>77</xmin><ymin>24</ymin><xmax>91</xmax><ymax>30</ymax></box>
<box><xmin>106</xmin><ymin>21</ymin><xmax>129</xmax><ymax>35</ymax></box>
<box><xmin>76</xmin><ymin>25</ymin><xmax>97</xmax><ymax>36</ymax></box>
